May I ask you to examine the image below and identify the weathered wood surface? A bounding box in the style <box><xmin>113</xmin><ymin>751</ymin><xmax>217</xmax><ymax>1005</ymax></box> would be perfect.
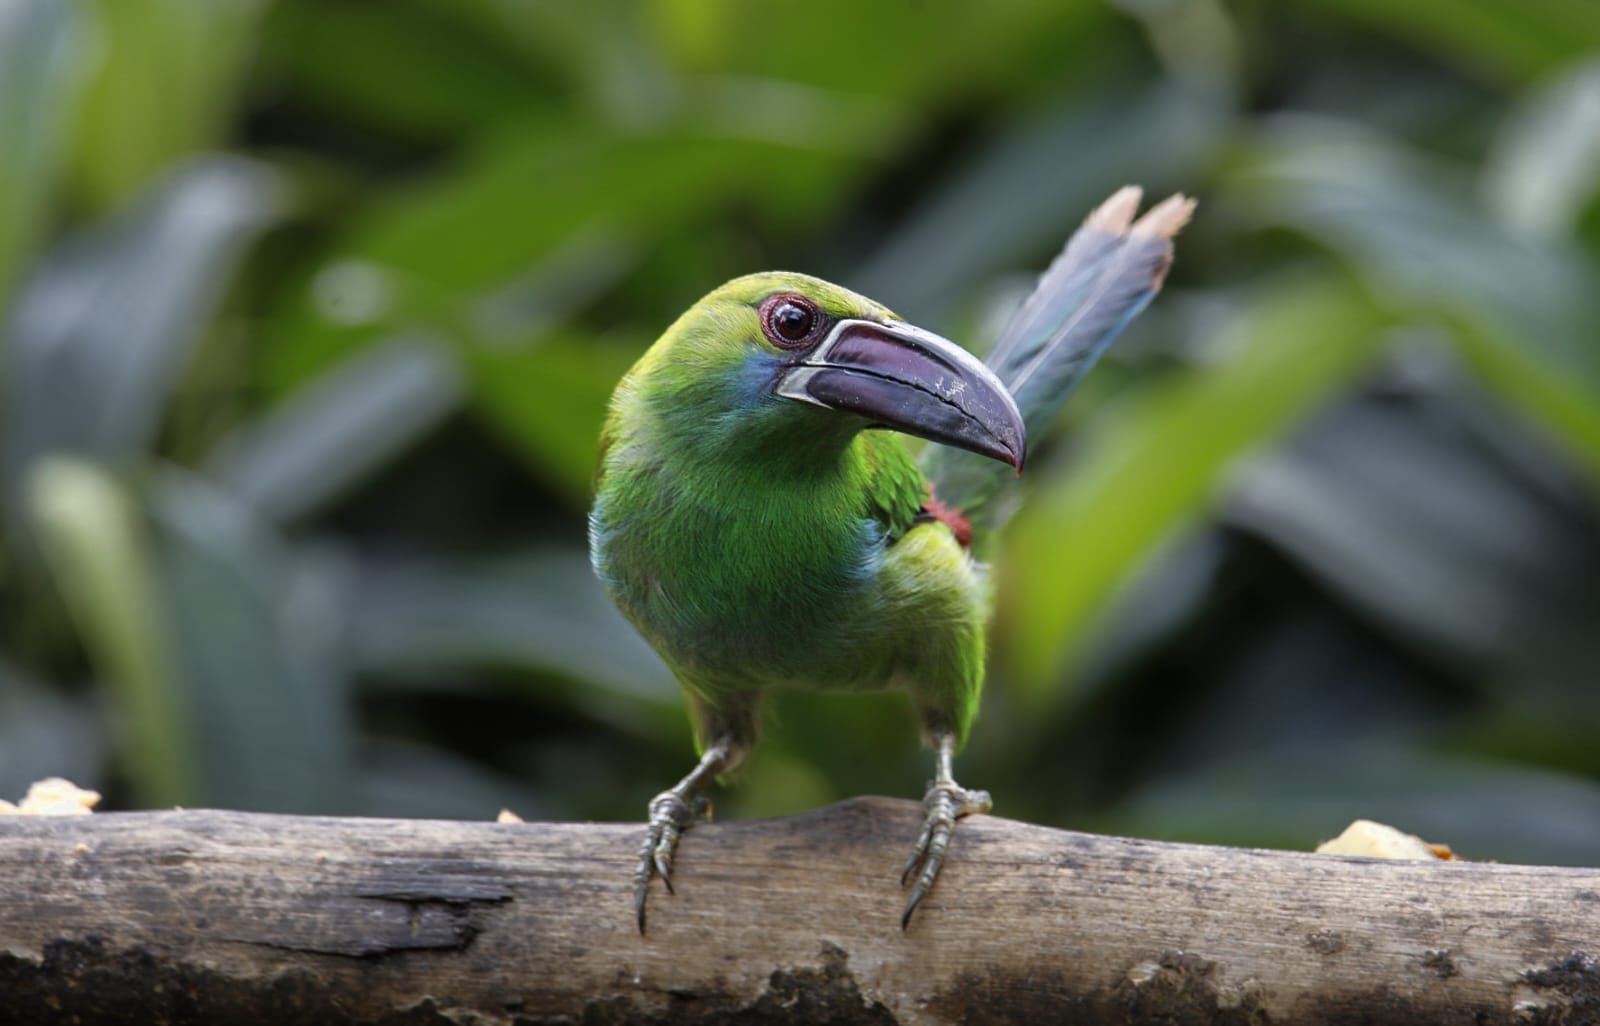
<box><xmin>0</xmin><ymin>798</ymin><xmax>1596</xmax><ymax>1024</ymax></box>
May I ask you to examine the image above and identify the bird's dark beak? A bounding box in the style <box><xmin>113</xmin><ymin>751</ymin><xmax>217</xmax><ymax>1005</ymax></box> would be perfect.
<box><xmin>775</xmin><ymin>318</ymin><xmax>1026</xmax><ymax>471</ymax></box>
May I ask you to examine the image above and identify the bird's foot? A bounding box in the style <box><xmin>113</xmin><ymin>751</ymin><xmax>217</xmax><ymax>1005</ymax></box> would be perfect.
<box><xmin>634</xmin><ymin>789</ymin><xmax>711</xmax><ymax>932</ymax></box>
<box><xmin>899</xmin><ymin>779</ymin><xmax>991</xmax><ymax>928</ymax></box>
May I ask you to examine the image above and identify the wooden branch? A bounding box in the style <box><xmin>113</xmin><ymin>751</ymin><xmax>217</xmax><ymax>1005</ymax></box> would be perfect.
<box><xmin>1</xmin><ymin>799</ymin><xmax>1596</xmax><ymax>1025</ymax></box>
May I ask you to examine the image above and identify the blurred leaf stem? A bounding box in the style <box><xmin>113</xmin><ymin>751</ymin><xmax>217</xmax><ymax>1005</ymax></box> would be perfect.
<box><xmin>27</xmin><ymin>458</ymin><xmax>194</xmax><ymax>806</ymax></box>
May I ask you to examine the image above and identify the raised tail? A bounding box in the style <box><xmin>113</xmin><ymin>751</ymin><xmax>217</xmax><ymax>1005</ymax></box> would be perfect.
<box><xmin>923</xmin><ymin>186</ymin><xmax>1194</xmax><ymax>532</ymax></box>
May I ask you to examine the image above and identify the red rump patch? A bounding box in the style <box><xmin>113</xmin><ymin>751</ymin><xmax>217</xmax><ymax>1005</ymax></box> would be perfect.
<box><xmin>921</xmin><ymin>486</ymin><xmax>972</xmax><ymax>549</ymax></box>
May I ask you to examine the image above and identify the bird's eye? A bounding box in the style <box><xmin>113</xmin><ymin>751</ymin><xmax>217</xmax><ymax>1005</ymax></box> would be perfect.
<box><xmin>759</xmin><ymin>293</ymin><xmax>821</xmax><ymax>349</ymax></box>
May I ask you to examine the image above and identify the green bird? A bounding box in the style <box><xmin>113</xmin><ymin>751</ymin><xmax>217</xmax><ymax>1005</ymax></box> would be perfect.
<box><xmin>591</xmin><ymin>187</ymin><xmax>1192</xmax><ymax>931</ymax></box>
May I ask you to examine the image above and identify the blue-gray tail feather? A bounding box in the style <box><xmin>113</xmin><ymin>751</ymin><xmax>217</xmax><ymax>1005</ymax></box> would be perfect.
<box><xmin>923</xmin><ymin>187</ymin><xmax>1193</xmax><ymax>532</ymax></box>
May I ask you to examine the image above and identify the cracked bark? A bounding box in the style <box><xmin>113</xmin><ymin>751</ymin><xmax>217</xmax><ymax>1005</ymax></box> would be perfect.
<box><xmin>0</xmin><ymin>798</ymin><xmax>1597</xmax><ymax>1025</ymax></box>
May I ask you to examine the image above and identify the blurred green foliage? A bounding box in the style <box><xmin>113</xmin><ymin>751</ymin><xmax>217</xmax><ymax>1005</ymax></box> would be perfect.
<box><xmin>2</xmin><ymin>0</ymin><xmax>1598</xmax><ymax>866</ymax></box>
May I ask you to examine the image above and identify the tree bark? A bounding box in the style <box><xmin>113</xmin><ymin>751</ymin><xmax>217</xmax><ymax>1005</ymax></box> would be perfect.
<box><xmin>0</xmin><ymin>798</ymin><xmax>1596</xmax><ymax>1025</ymax></box>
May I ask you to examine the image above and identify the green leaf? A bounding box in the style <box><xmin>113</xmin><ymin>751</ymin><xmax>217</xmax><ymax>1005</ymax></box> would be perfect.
<box><xmin>1483</xmin><ymin>58</ymin><xmax>1600</xmax><ymax>240</ymax></box>
<box><xmin>26</xmin><ymin>457</ymin><xmax>194</xmax><ymax>806</ymax></box>
<box><xmin>209</xmin><ymin>336</ymin><xmax>464</xmax><ymax>523</ymax></box>
<box><xmin>0</xmin><ymin>0</ymin><xmax>86</xmax><ymax>301</ymax></box>
<box><xmin>261</xmin><ymin>124</ymin><xmax>869</xmax><ymax>395</ymax></box>
<box><xmin>68</xmin><ymin>0</ymin><xmax>270</xmax><ymax>211</ymax></box>
<box><xmin>1004</xmin><ymin>276</ymin><xmax>1389</xmax><ymax>692</ymax></box>
<box><xmin>2</xmin><ymin>158</ymin><xmax>279</xmax><ymax>531</ymax></box>
<box><xmin>349</xmin><ymin>548</ymin><xmax>677</xmax><ymax>718</ymax></box>
<box><xmin>260</xmin><ymin>0</ymin><xmax>556</xmax><ymax>142</ymax></box>
<box><xmin>1236</xmin><ymin>116</ymin><xmax>1600</xmax><ymax>487</ymax></box>
<box><xmin>643</xmin><ymin>0</ymin><xmax>1112</xmax><ymax>101</ymax></box>
<box><xmin>1223</xmin><ymin>389</ymin><xmax>1593</xmax><ymax>672</ymax></box>
<box><xmin>853</xmin><ymin>81</ymin><xmax>1225</xmax><ymax>325</ymax></box>
<box><xmin>1447</xmin><ymin>317</ymin><xmax>1600</xmax><ymax>491</ymax></box>
<box><xmin>1299</xmin><ymin>0</ymin><xmax>1600</xmax><ymax>82</ymax></box>
<box><xmin>465</xmin><ymin>331</ymin><xmax>636</xmax><ymax>506</ymax></box>
<box><xmin>149</xmin><ymin>469</ymin><xmax>356</xmax><ymax>813</ymax></box>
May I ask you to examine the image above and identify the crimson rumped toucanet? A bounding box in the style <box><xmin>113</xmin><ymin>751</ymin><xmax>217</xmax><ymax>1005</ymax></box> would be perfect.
<box><xmin>590</xmin><ymin>187</ymin><xmax>1193</xmax><ymax>930</ymax></box>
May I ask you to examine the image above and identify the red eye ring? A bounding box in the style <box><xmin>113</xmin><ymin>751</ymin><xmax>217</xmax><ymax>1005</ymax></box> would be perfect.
<box><xmin>759</xmin><ymin>293</ymin><xmax>823</xmax><ymax>349</ymax></box>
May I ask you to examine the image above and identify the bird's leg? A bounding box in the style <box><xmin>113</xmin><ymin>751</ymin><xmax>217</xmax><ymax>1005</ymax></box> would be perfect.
<box><xmin>900</xmin><ymin>731</ymin><xmax>990</xmax><ymax>928</ymax></box>
<box><xmin>635</xmin><ymin>738</ymin><xmax>732</xmax><ymax>932</ymax></box>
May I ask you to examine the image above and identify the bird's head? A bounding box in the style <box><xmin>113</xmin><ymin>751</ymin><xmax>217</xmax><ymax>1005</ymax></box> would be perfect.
<box><xmin>626</xmin><ymin>272</ymin><xmax>1025</xmax><ymax>471</ymax></box>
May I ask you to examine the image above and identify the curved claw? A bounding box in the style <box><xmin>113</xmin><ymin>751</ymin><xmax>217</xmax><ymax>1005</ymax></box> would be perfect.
<box><xmin>634</xmin><ymin>790</ymin><xmax>710</xmax><ymax>933</ymax></box>
<box><xmin>901</xmin><ymin>884</ymin><xmax>929</xmax><ymax>930</ymax></box>
<box><xmin>654</xmin><ymin>849</ymin><xmax>676</xmax><ymax>894</ymax></box>
<box><xmin>900</xmin><ymin>780</ymin><xmax>991</xmax><ymax>930</ymax></box>
<box><xmin>900</xmin><ymin>817</ymin><xmax>935</xmax><ymax>887</ymax></box>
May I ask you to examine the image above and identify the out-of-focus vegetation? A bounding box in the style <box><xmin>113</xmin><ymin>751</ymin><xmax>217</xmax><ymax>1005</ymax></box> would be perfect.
<box><xmin>2</xmin><ymin>0</ymin><xmax>1598</xmax><ymax>865</ymax></box>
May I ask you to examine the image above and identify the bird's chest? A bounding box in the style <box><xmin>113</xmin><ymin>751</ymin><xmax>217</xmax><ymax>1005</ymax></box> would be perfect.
<box><xmin>592</xmin><ymin>481</ymin><xmax>886</xmax><ymax>687</ymax></box>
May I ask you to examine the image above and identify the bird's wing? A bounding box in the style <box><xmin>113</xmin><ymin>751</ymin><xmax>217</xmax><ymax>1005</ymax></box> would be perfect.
<box><xmin>861</xmin><ymin>431</ymin><xmax>935</xmax><ymax>545</ymax></box>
